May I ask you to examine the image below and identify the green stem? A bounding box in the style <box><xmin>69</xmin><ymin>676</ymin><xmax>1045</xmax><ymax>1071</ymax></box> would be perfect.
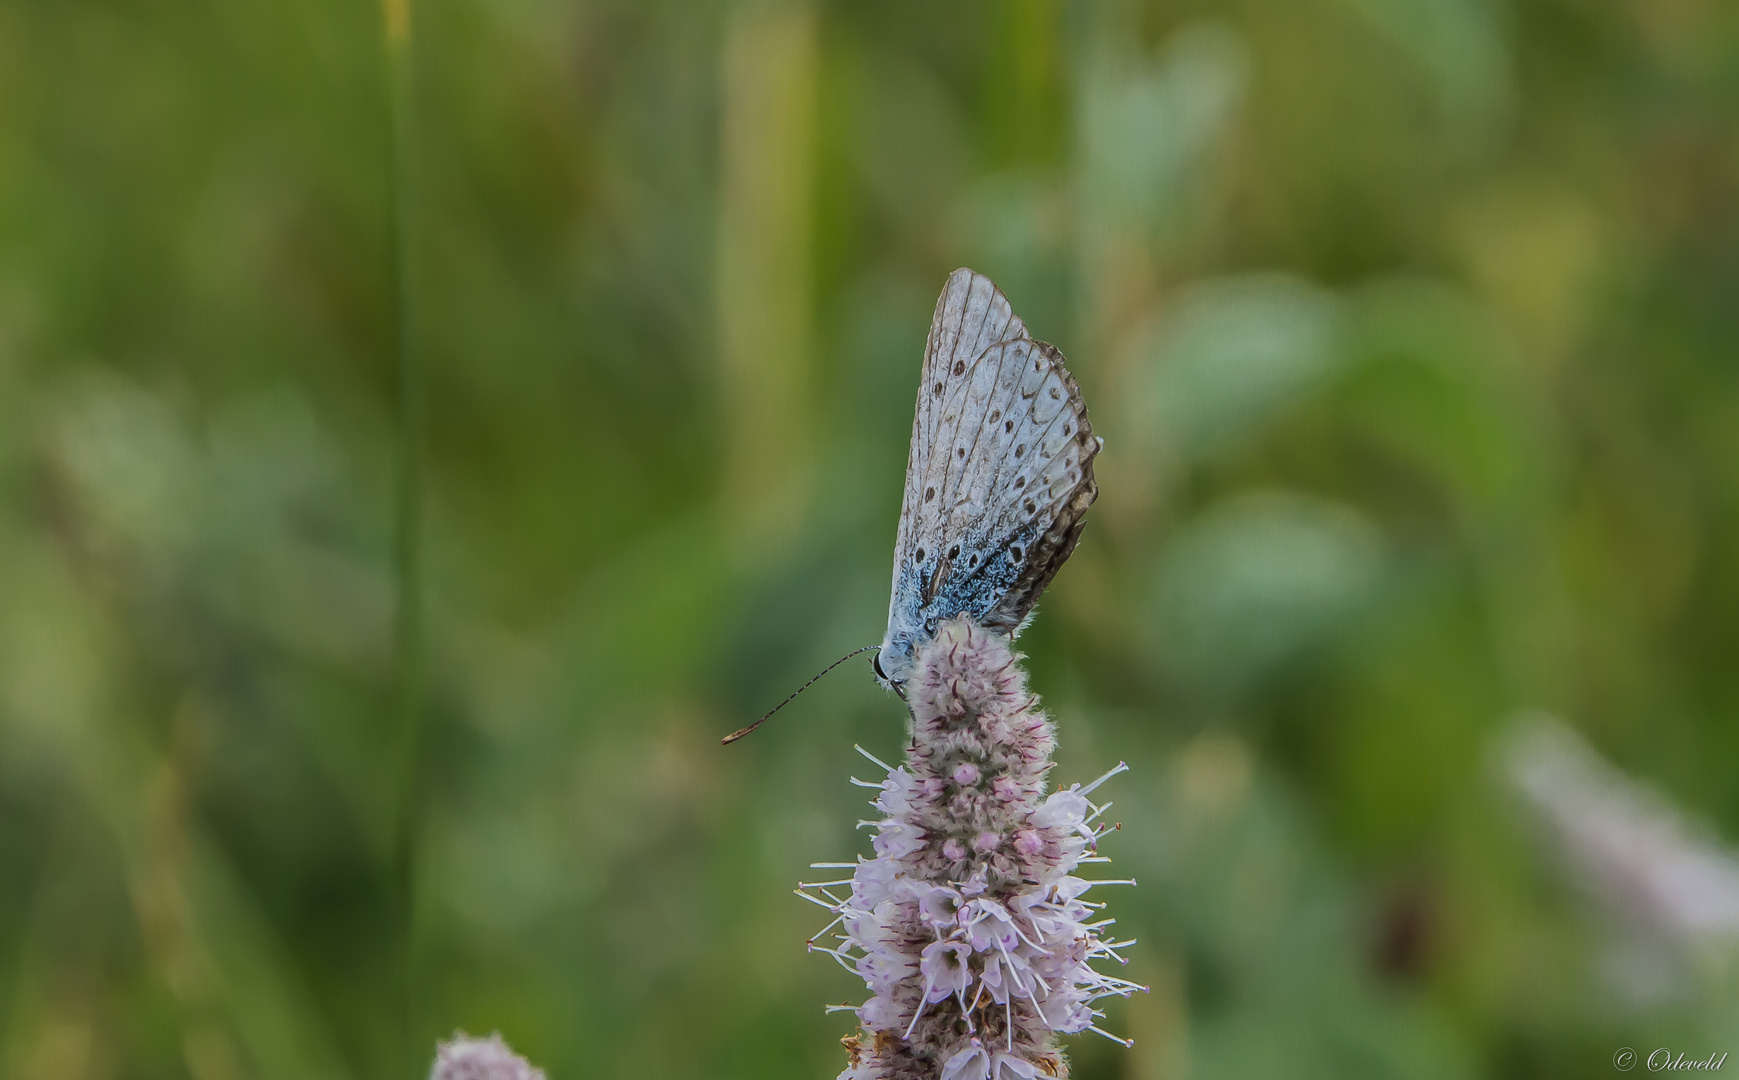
<box><xmin>382</xmin><ymin>0</ymin><xmax>423</xmax><ymax>1076</ymax></box>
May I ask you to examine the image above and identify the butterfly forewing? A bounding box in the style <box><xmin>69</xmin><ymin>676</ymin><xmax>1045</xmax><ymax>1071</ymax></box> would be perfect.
<box><xmin>914</xmin><ymin>270</ymin><xmax>1027</xmax><ymax>464</ymax></box>
<box><xmin>892</xmin><ymin>272</ymin><xmax>1025</xmax><ymax>619</ymax></box>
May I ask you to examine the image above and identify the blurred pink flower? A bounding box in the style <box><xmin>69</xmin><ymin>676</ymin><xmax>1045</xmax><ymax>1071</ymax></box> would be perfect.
<box><xmin>1504</xmin><ymin>716</ymin><xmax>1739</xmax><ymax>946</ymax></box>
<box><xmin>429</xmin><ymin>1031</ymin><xmax>545</xmax><ymax>1080</ymax></box>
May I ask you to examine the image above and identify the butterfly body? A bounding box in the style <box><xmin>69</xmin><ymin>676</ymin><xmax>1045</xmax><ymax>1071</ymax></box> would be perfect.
<box><xmin>874</xmin><ymin>269</ymin><xmax>1101</xmax><ymax>690</ymax></box>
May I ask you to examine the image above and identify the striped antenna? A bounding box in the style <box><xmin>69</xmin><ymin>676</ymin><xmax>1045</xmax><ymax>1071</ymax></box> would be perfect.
<box><xmin>721</xmin><ymin>645</ymin><xmax>880</xmax><ymax>745</ymax></box>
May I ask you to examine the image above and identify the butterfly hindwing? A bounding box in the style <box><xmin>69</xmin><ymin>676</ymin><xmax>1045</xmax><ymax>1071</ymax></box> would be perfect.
<box><xmin>933</xmin><ymin>336</ymin><xmax>1098</xmax><ymax>633</ymax></box>
<box><xmin>977</xmin><ymin>338</ymin><xmax>1098</xmax><ymax>633</ymax></box>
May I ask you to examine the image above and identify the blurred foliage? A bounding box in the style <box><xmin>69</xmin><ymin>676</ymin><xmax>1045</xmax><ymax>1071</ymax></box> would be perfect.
<box><xmin>1</xmin><ymin>0</ymin><xmax>1737</xmax><ymax>1078</ymax></box>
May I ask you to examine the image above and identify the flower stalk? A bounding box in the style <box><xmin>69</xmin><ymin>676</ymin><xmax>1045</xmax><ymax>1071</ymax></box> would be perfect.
<box><xmin>802</xmin><ymin>617</ymin><xmax>1141</xmax><ymax>1079</ymax></box>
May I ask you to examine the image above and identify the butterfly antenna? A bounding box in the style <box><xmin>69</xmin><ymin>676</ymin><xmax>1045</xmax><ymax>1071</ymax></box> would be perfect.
<box><xmin>721</xmin><ymin>645</ymin><xmax>880</xmax><ymax>745</ymax></box>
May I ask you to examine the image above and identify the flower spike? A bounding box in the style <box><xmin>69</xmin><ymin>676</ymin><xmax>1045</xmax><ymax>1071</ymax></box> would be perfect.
<box><xmin>797</xmin><ymin>617</ymin><xmax>1141</xmax><ymax>1079</ymax></box>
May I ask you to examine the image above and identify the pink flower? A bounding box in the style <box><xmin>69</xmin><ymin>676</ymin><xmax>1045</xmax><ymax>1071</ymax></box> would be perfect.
<box><xmin>940</xmin><ymin>1039</ymin><xmax>1043</xmax><ymax>1080</ymax></box>
<box><xmin>921</xmin><ymin>939</ymin><xmax>973</xmax><ymax>1004</ymax></box>
<box><xmin>917</xmin><ymin>883</ymin><xmax>967</xmax><ymax>930</ymax></box>
<box><xmin>429</xmin><ymin>1032</ymin><xmax>544</xmax><ymax>1080</ymax></box>
<box><xmin>872</xmin><ymin>821</ymin><xmax>927</xmax><ymax>860</ymax></box>
<box><xmin>798</xmin><ymin>618</ymin><xmax>1141</xmax><ymax>1079</ymax></box>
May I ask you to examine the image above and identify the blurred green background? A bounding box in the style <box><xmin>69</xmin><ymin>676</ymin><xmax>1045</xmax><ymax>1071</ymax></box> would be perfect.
<box><xmin>2</xmin><ymin>0</ymin><xmax>1737</xmax><ymax>1078</ymax></box>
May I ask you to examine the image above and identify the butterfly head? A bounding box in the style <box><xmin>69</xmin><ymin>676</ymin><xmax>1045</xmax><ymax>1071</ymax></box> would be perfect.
<box><xmin>873</xmin><ymin>629</ymin><xmax>917</xmax><ymax>697</ymax></box>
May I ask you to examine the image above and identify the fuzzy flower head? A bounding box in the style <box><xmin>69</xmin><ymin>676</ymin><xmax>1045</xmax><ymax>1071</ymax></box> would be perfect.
<box><xmin>429</xmin><ymin>1032</ymin><xmax>546</xmax><ymax>1080</ymax></box>
<box><xmin>802</xmin><ymin>617</ymin><xmax>1140</xmax><ymax>1079</ymax></box>
<box><xmin>1504</xmin><ymin>717</ymin><xmax>1739</xmax><ymax>959</ymax></box>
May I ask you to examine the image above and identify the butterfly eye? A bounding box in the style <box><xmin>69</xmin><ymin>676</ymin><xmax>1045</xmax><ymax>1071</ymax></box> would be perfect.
<box><xmin>872</xmin><ymin>652</ymin><xmax>887</xmax><ymax>681</ymax></box>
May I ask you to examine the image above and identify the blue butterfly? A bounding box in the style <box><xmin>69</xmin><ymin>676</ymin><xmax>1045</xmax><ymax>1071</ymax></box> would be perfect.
<box><xmin>872</xmin><ymin>269</ymin><xmax>1101</xmax><ymax>692</ymax></box>
<box><xmin>724</xmin><ymin>269</ymin><xmax>1098</xmax><ymax>743</ymax></box>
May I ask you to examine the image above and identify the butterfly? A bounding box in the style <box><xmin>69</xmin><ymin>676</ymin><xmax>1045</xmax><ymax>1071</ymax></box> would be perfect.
<box><xmin>871</xmin><ymin>268</ymin><xmax>1101</xmax><ymax>692</ymax></box>
<box><xmin>723</xmin><ymin>269</ymin><xmax>1098</xmax><ymax>743</ymax></box>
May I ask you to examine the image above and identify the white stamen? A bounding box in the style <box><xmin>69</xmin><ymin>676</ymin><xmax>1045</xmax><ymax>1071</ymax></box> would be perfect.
<box><xmin>1080</xmin><ymin>761</ymin><xmax>1129</xmax><ymax>796</ymax></box>
<box><xmin>854</xmin><ymin>744</ymin><xmax>893</xmax><ymax>772</ymax></box>
<box><xmin>1094</xmin><ymin>944</ymin><xmax>1130</xmax><ymax>964</ymax></box>
<box><xmin>806</xmin><ymin>912</ymin><xmax>847</xmax><ymax>942</ymax></box>
<box><xmin>1022</xmin><ymin>981</ymin><xmax>1052</xmax><ymax>1028</ymax></box>
<box><xmin>1087</xmin><ymin>1025</ymin><xmax>1134</xmax><ymax>1047</ymax></box>
<box><xmin>809</xmin><ymin>946</ymin><xmax>861</xmax><ymax>976</ymax></box>
<box><xmin>904</xmin><ymin>987</ymin><xmax>931</xmax><ymax>1040</ymax></box>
